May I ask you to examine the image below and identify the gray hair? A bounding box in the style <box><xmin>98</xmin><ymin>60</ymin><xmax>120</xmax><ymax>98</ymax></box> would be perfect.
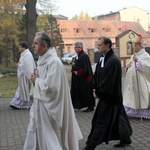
<box><xmin>36</xmin><ymin>32</ymin><xmax>51</xmax><ymax>48</ymax></box>
<box><xmin>74</xmin><ymin>42</ymin><xmax>83</xmax><ymax>48</ymax></box>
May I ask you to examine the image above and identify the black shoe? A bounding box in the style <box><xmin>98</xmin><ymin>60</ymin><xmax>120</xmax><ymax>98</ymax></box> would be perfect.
<box><xmin>83</xmin><ymin>107</ymin><xmax>94</xmax><ymax>112</ymax></box>
<box><xmin>10</xmin><ymin>105</ymin><xmax>14</xmax><ymax>108</ymax></box>
<box><xmin>10</xmin><ymin>105</ymin><xmax>19</xmax><ymax>109</ymax></box>
<box><xmin>114</xmin><ymin>139</ymin><xmax>132</xmax><ymax>147</ymax></box>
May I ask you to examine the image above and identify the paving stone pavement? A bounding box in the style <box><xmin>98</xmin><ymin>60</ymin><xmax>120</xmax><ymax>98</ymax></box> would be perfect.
<box><xmin>0</xmin><ymin>98</ymin><xmax>150</xmax><ymax>150</ymax></box>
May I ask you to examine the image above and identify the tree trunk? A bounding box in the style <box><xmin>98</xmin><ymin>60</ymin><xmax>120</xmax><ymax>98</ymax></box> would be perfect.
<box><xmin>25</xmin><ymin>0</ymin><xmax>38</xmax><ymax>55</ymax></box>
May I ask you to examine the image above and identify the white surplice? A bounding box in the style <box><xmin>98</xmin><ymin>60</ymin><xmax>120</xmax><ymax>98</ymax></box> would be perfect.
<box><xmin>10</xmin><ymin>49</ymin><xmax>36</xmax><ymax>109</ymax></box>
<box><xmin>24</xmin><ymin>48</ymin><xmax>83</xmax><ymax>150</ymax></box>
<box><xmin>123</xmin><ymin>49</ymin><xmax>150</xmax><ymax>109</ymax></box>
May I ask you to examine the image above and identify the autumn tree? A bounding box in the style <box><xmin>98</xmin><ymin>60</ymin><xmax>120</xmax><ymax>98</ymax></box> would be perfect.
<box><xmin>17</xmin><ymin>13</ymin><xmax>27</xmax><ymax>42</ymax></box>
<box><xmin>37</xmin><ymin>0</ymin><xmax>58</xmax><ymax>14</ymax></box>
<box><xmin>36</xmin><ymin>15</ymin><xmax>48</xmax><ymax>32</ymax></box>
<box><xmin>0</xmin><ymin>0</ymin><xmax>25</xmax><ymax>65</ymax></box>
<box><xmin>71</xmin><ymin>14</ymin><xmax>78</xmax><ymax>20</ymax></box>
<box><xmin>78</xmin><ymin>11</ymin><xmax>84</xmax><ymax>20</ymax></box>
<box><xmin>84</xmin><ymin>12</ymin><xmax>92</xmax><ymax>20</ymax></box>
<box><xmin>0</xmin><ymin>0</ymin><xmax>25</xmax><ymax>14</ymax></box>
<box><xmin>25</xmin><ymin>0</ymin><xmax>58</xmax><ymax>54</ymax></box>
<box><xmin>0</xmin><ymin>0</ymin><xmax>57</xmax><ymax>64</ymax></box>
<box><xmin>44</xmin><ymin>14</ymin><xmax>64</xmax><ymax>56</ymax></box>
<box><xmin>71</xmin><ymin>11</ymin><xmax>92</xmax><ymax>20</ymax></box>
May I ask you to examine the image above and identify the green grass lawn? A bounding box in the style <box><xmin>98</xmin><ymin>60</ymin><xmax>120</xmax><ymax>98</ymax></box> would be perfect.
<box><xmin>0</xmin><ymin>62</ymin><xmax>18</xmax><ymax>98</ymax></box>
<box><xmin>0</xmin><ymin>63</ymin><xmax>125</xmax><ymax>98</ymax></box>
<box><xmin>0</xmin><ymin>62</ymin><xmax>17</xmax><ymax>75</ymax></box>
<box><xmin>0</xmin><ymin>76</ymin><xmax>18</xmax><ymax>98</ymax></box>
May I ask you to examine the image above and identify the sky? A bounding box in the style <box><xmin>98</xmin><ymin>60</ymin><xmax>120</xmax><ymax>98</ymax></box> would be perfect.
<box><xmin>56</xmin><ymin>0</ymin><xmax>150</xmax><ymax>20</ymax></box>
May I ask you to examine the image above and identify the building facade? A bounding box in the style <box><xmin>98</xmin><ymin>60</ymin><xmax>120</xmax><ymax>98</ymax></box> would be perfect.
<box><xmin>94</xmin><ymin>6</ymin><xmax>149</xmax><ymax>31</ymax></box>
<box><xmin>58</xmin><ymin>20</ymin><xmax>149</xmax><ymax>53</ymax></box>
<box><xmin>57</xmin><ymin>20</ymin><xmax>150</xmax><ymax>66</ymax></box>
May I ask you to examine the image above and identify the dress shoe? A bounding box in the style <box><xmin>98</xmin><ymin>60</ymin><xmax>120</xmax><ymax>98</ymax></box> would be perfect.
<box><xmin>10</xmin><ymin>105</ymin><xmax>19</xmax><ymax>109</ymax></box>
<box><xmin>83</xmin><ymin>107</ymin><xmax>94</xmax><ymax>112</ymax></box>
<box><xmin>114</xmin><ymin>139</ymin><xmax>132</xmax><ymax>147</ymax></box>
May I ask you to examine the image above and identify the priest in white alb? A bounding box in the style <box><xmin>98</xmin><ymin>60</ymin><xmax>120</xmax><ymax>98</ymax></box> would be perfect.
<box><xmin>24</xmin><ymin>32</ymin><xmax>83</xmax><ymax>150</ymax></box>
<box><xmin>123</xmin><ymin>32</ymin><xmax>150</xmax><ymax>119</ymax></box>
<box><xmin>10</xmin><ymin>41</ymin><xmax>36</xmax><ymax>109</ymax></box>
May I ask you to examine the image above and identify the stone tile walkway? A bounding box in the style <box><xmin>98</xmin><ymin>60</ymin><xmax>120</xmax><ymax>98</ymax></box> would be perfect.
<box><xmin>0</xmin><ymin>98</ymin><xmax>150</xmax><ymax>150</ymax></box>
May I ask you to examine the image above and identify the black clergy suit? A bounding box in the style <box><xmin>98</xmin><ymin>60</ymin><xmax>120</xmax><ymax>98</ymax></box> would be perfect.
<box><xmin>71</xmin><ymin>50</ymin><xmax>95</xmax><ymax>110</ymax></box>
<box><xmin>84</xmin><ymin>49</ymin><xmax>132</xmax><ymax>149</ymax></box>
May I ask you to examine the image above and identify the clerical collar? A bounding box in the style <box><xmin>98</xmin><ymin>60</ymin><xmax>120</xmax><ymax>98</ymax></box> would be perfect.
<box><xmin>99</xmin><ymin>55</ymin><xmax>105</xmax><ymax>67</ymax></box>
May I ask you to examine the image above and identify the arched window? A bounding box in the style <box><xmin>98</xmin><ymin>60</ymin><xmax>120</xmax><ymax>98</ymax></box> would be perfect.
<box><xmin>127</xmin><ymin>41</ymin><xmax>133</xmax><ymax>55</ymax></box>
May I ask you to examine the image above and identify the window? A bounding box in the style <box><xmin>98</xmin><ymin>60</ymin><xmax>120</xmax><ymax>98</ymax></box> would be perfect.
<box><xmin>127</xmin><ymin>42</ymin><xmax>133</xmax><ymax>55</ymax></box>
<box><xmin>102</xmin><ymin>27</ymin><xmax>111</xmax><ymax>32</ymax></box>
<box><xmin>119</xmin><ymin>25</ymin><xmax>127</xmax><ymax>32</ymax></box>
<box><xmin>76</xmin><ymin>29</ymin><xmax>82</xmax><ymax>33</ymax></box>
<box><xmin>88</xmin><ymin>28</ymin><xmax>96</xmax><ymax>33</ymax></box>
<box><xmin>106</xmin><ymin>28</ymin><xmax>111</xmax><ymax>32</ymax></box>
<box><xmin>61</xmin><ymin>28</ymin><xmax>67</xmax><ymax>33</ymax></box>
<box><xmin>91</xmin><ymin>28</ymin><xmax>96</xmax><ymax>33</ymax></box>
<box><xmin>102</xmin><ymin>24</ymin><xmax>111</xmax><ymax>32</ymax></box>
